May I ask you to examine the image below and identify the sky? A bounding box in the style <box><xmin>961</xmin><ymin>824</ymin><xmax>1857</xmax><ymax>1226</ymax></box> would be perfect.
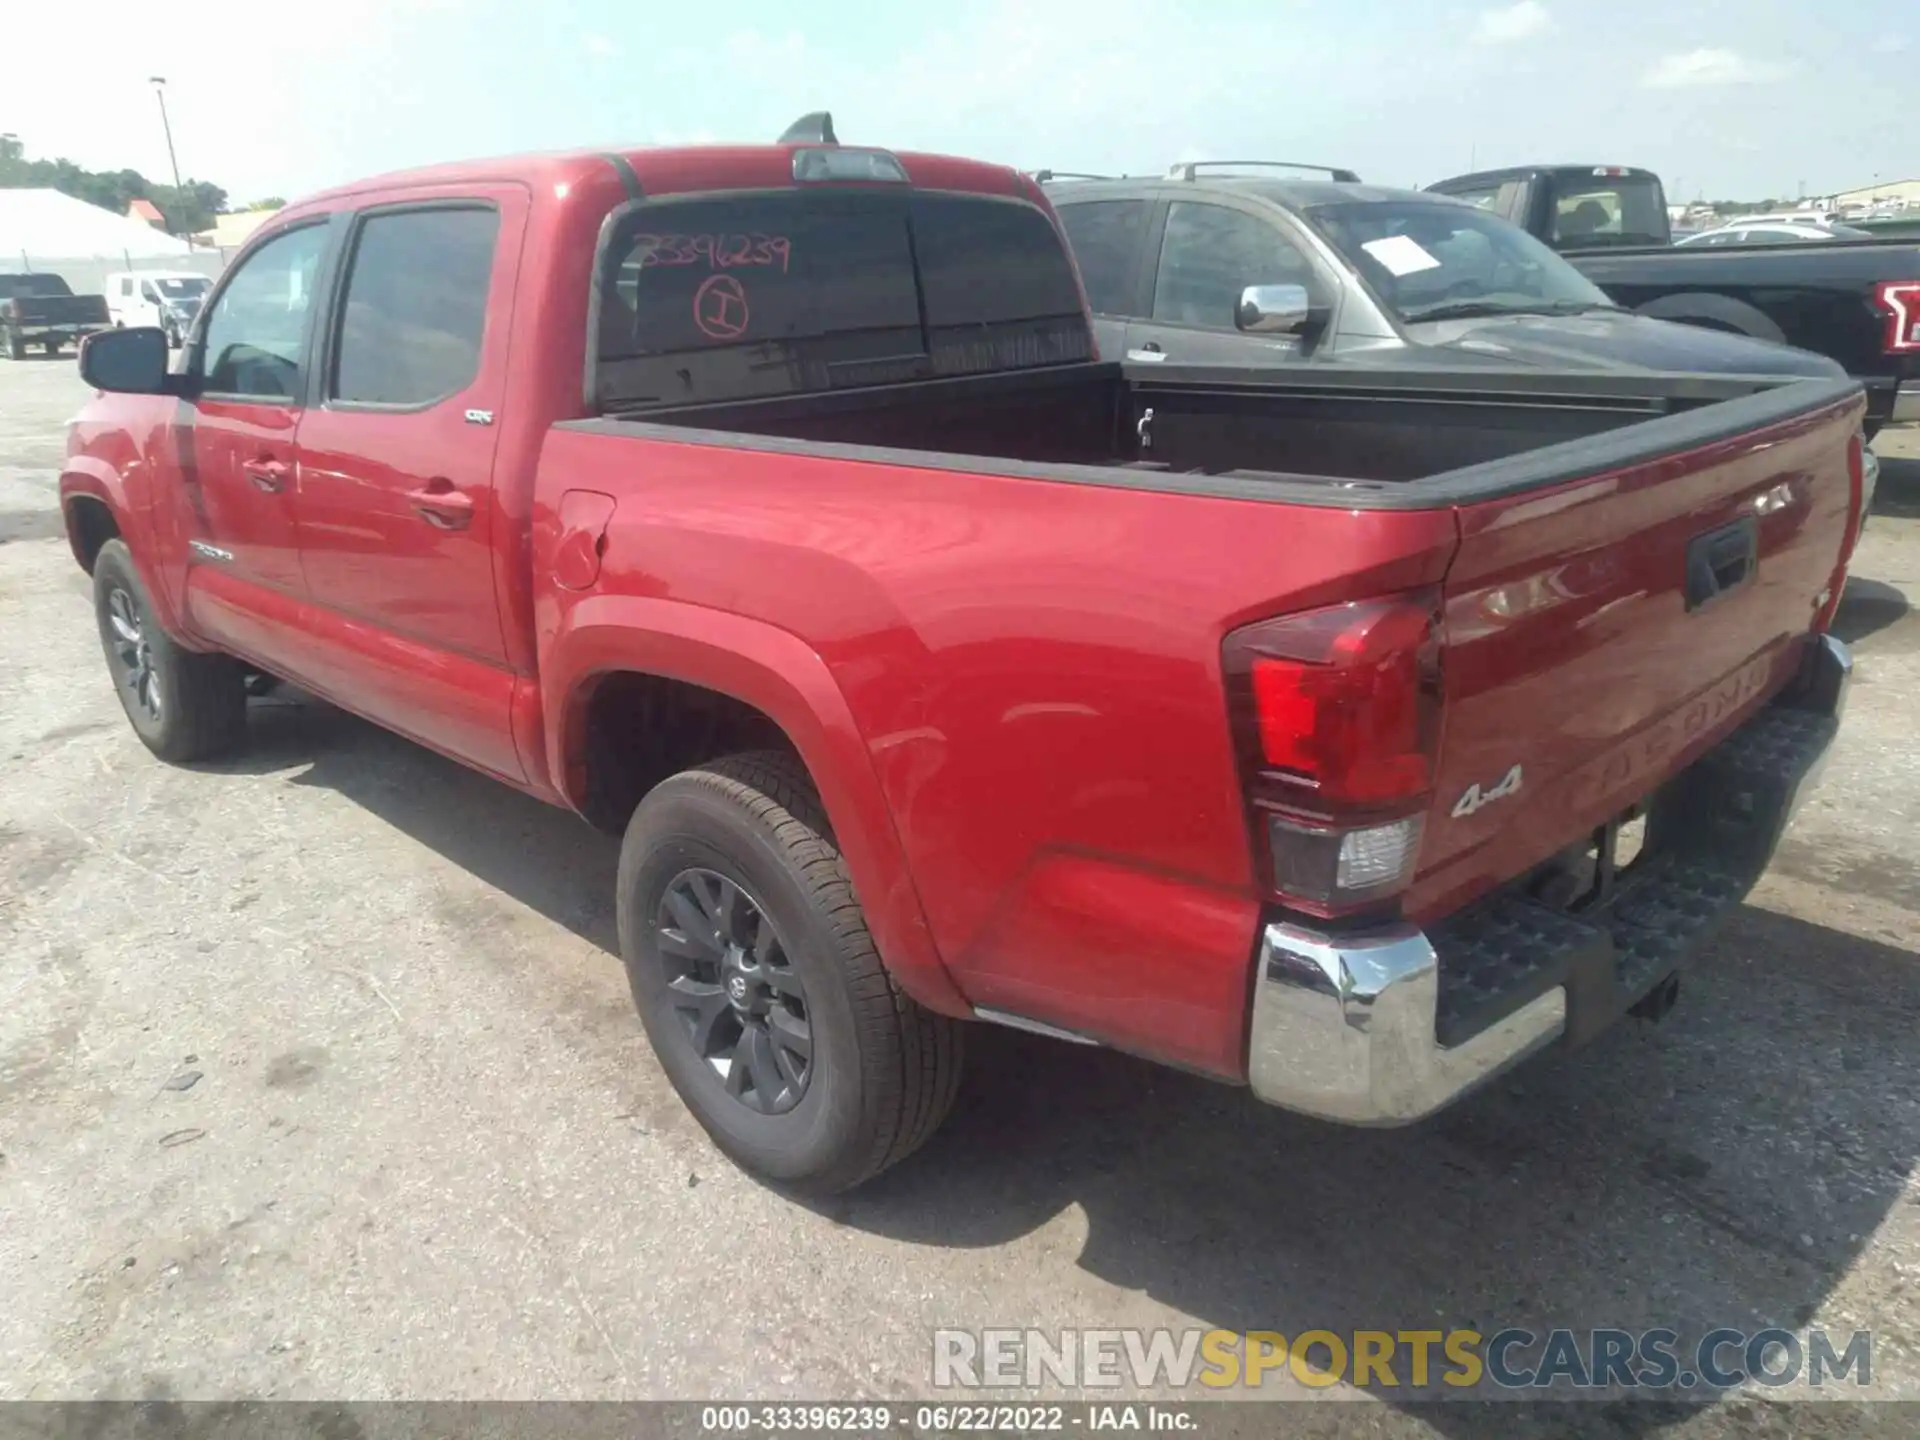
<box><xmin>6</xmin><ymin>0</ymin><xmax>1914</xmax><ymax>206</ymax></box>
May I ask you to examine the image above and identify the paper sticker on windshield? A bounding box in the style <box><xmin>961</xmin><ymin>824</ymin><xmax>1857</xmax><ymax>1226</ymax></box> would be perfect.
<box><xmin>1361</xmin><ymin>235</ymin><xmax>1443</xmax><ymax>277</ymax></box>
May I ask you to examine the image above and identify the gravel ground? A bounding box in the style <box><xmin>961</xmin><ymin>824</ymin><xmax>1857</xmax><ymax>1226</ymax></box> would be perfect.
<box><xmin>2</xmin><ymin>358</ymin><xmax>1918</xmax><ymax>1435</ymax></box>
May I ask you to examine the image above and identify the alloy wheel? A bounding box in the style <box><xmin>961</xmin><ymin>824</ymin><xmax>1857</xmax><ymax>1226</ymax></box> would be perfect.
<box><xmin>105</xmin><ymin>587</ymin><xmax>162</xmax><ymax>723</ymax></box>
<box><xmin>653</xmin><ymin>867</ymin><xmax>812</xmax><ymax>1114</ymax></box>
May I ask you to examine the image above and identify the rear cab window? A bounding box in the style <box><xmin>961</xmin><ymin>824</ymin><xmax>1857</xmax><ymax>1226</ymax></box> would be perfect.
<box><xmin>594</xmin><ymin>188</ymin><xmax>1092</xmax><ymax>410</ymax></box>
<box><xmin>1545</xmin><ymin>171</ymin><xmax>1668</xmax><ymax>247</ymax></box>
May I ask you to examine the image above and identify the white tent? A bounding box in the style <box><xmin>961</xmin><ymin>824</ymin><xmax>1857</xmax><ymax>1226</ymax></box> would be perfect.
<box><xmin>1</xmin><ymin>187</ymin><xmax>198</xmax><ymax>266</ymax></box>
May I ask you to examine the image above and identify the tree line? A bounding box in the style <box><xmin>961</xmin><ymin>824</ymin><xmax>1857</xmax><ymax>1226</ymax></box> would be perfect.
<box><xmin>0</xmin><ymin>134</ymin><xmax>284</xmax><ymax>235</ymax></box>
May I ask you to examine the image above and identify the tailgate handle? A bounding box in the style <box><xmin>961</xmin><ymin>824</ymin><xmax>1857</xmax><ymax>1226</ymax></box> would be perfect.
<box><xmin>1685</xmin><ymin>516</ymin><xmax>1759</xmax><ymax>611</ymax></box>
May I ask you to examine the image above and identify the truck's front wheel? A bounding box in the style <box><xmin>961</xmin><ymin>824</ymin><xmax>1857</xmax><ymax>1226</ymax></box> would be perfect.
<box><xmin>617</xmin><ymin>751</ymin><xmax>963</xmax><ymax>1193</ymax></box>
<box><xmin>3</xmin><ymin>326</ymin><xmax>23</xmax><ymax>361</ymax></box>
<box><xmin>92</xmin><ymin>540</ymin><xmax>247</xmax><ymax>762</ymax></box>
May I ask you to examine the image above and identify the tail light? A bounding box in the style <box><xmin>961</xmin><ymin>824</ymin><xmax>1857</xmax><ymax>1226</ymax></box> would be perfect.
<box><xmin>1846</xmin><ymin>431</ymin><xmax>1866</xmax><ymax>557</ymax></box>
<box><xmin>1815</xmin><ymin>432</ymin><xmax>1867</xmax><ymax>634</ymax></box>
<box><xmin>1223</xmin><ymin>591</ymin><xmax>1443</xmax><ymax>916</ymax></box>
<box><xmin>1874</xmin><ymin>281</ymin><xmax>1920</xmax><ymax>354</ymax></box>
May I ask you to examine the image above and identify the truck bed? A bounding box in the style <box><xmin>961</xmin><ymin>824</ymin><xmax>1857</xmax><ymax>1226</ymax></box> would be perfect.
<box><xmin>589</xmin><ymin>360</ymin><xmax>1860</xmax><ymax>505</ymax></box>
<box><xmin>548</xmin><ymin>367</ymin><xmax>1863</xmax><ymax>1076</ymax></box>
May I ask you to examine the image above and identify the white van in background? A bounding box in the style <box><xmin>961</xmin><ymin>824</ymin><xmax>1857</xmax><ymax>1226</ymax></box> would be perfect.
<box><xmin>105</xmin><ymin>271</ymin><xmax>214</xmax><ymax>347</ymax></box>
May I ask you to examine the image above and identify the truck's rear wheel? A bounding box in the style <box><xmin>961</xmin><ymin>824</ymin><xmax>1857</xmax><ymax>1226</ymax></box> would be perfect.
<box><xmin>92</xmin><ymin>540</ymin><xmax>247</xmax><ymax>762</ymax></box>
<box><xmin>617</xmin><ymin>750</ymin><xmax>963</xmax><ymax>1193</ymax></box>
<box><xmin>43</xmin><ymin>340</ymin><xmax>60</xmax><ymax>358</ymax></box>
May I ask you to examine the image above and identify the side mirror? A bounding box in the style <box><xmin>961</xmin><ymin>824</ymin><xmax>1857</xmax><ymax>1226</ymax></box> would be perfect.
<box><xmin>1235</xmin><ymin>283</ymin><xmax>1316</xmax><ymax>335</ymax></box>
<box><xmin>79</xmin><ymin>326</ymin><xmax>173</xmax><ymax>394</ymax></box>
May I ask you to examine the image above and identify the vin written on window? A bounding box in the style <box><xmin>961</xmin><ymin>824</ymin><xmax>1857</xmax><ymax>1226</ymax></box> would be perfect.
<box><xmin>594</xmin><ymin>191</ymin><xmax>1091</xmax><ymax>409</ymax></box>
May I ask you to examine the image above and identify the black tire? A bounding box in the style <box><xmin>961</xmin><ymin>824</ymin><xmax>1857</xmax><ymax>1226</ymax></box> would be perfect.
<box><xmin>617</xmin><ymin>750</ymin><xmax>963</xmax><ymax>1193</ymax></box>
<box><xmin>43</xmin><ymin>340</ymin><xmax>60</xmax><ymax>358</ymax></box>
<box><xmin>3</xmin><ymin>326</ymin><xmax>22</xmax><ymax>361</ymax></box>
<box><xmin>93</xmin><ymin>539</ymin><xmax>247</xmax><ymax>763</ymax></box>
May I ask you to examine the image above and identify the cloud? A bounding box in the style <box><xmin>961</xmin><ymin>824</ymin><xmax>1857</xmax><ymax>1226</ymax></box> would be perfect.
<box><xmin>1475</xmin><ymin>2</ymin><xmax>1550</xmax><ymax>44</ymax></box>
<box><xmin>1641</xmin><ymin>48</ymin><xmax>1790</xmax><ymax>88</ymax></box>
<box><xmin>584</xmin><ymin>35</ymin><xmax>618</xmax><ymax>58</ymax></box>
<box><xmin>1873</xmin><ymin>35</ymin><xmax>1909</xmax><ymax>55</ymax></box>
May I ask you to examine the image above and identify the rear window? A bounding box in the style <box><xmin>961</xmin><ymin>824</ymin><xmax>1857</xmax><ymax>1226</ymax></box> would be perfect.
<box><xmin>1547</xmin><ymin>174</ymin><xmax>1667</xmax><ymax>247</ymax></box>
<box><xmin>332</xmin><ymin>207</ymin><xmax>499</xmax><ymax>407</ymax></box>
<box><xmin>1055</xmin><ymin>199</ymin><xmax>1150</xmax><ymax>315</ymax></box>
<box><xmin>594</xmin><ymin>190</ymin><xmax>1092</xmax><ymax>409</ymax></box>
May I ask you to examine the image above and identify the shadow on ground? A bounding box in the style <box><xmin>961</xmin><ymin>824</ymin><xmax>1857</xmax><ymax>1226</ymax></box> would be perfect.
<box><xmin>836</xmin><ymin>902</ymin><xmax>1918</xmax><ymax>1432</ymax></box>
<box><xmin>190</xmin><ymin>684</ymin><xmax>1919</xmax><ymax>1437</ymax></box>
<box><xmin>1872</xmin><ymin>455</ymin><xmax>1920</xmax><ymax>520</ymax></box>
<box><xmin>200</xmin><ymin>696</ymin><xmax>621</xmax><ymax>955</ymax></box>
<box><xmin>1831</xmin><ymin>577</ymin><xmax>1911</xmax><ymax>648</ymax></box>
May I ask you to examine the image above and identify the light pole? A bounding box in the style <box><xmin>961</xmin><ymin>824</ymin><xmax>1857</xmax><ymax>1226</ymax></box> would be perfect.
<box><xmin>148</xmin><ymin>76</ymin><xmax>191</xmax><ymax>247</ymax></box>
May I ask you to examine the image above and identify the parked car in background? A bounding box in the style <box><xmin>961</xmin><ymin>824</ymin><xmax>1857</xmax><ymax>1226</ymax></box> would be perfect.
<box><xmin>0</xmin><ymin>273</ymin><xmax>111</xmax><ymax>359</ymax></box>
<box><xmin>105</xmin><ymin>270</ymin><xmax>214</xmax><ymax>347</ymax></box>
<box><xmin>1677</xmin><ymin>221</ymin><xmax>1875</xmax><ymax>247</ymax></box>
<box><xmin>1426</xmin><ymin>164</ymin><xmax>1920</xmax><ymax>436</ymax></box>
<box><xmin>62</xmin><ymin>128</ymin><xmax>1863</xmax><ymax>1191</ymax></box>
<box><xmin>1733</xmin><ymin>210</ymin><xmax>1842</xmax><ymax>227</ymax></box>
<box><xmin>1043</xmin><ymin>166</ymin><xmax>1844</xmax><ymax>390</ymax></box>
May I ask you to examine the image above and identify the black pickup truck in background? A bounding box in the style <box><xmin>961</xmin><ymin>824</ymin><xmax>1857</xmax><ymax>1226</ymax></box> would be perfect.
<box><xmin>1425</xmin><ymin>165</ymin><xmax>1920</xmax><ymax>436</ymax></box>
<box><xmin>0</xmin><ymin>273</ymin><xmax>112</xmax><ymax>360</ymax></box>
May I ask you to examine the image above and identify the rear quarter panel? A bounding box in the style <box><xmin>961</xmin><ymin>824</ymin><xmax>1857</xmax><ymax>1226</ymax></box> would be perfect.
<box><xmin>533</xmin><ymin>429</ymin><xmax>1459</xmax><ymax>1077</ymax></box>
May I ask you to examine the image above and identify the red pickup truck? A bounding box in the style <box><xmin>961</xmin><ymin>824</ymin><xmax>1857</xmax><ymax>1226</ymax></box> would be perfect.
<box><xmin>60</xmin><ymin>131</ymin><xmax>1863</xmax><ymax>1193</ymax></box>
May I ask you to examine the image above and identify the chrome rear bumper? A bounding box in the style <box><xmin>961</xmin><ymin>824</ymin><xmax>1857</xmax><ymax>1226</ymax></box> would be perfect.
<box><xmin>1249</xmin><ymin>924</ymin><xmax>1566</xmax><ymax>1124</ymax></box>
<box><xmin>1247</xmin><ymin>635</ymin><xmax>1851</xmax><ymax>1126</ymax></box>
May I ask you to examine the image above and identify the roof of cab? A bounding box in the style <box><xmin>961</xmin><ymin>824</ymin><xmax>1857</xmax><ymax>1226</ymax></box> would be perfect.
<box><xmin>279</xmin><ymin>143</ymin><xmax>1034</xmax><ymax>218</ymax></box>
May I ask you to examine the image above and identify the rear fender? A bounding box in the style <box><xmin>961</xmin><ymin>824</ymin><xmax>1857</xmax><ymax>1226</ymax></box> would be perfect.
<box><xmin>544</xmin><ymin>595</ymin><xmax>968</xmax><ymax>1016</ymax></box>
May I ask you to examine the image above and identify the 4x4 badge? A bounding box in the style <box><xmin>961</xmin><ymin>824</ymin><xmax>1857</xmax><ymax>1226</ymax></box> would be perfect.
<box><xmin>1452</xmin><ymin>764</ymin><xmax>1523</xmax><ymax>818</ymax></box>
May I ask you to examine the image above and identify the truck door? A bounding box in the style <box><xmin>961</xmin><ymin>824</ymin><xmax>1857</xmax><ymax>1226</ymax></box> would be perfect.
<box><xmin>287</xmin><ymin>188</ymin><xmax>528</xmax><ymax>780</ymax></box>
<box><xmin>176</xmin><ymin>220</ymin><xmax>332</xmax><ymax>644</ymax></box>
<box><xmin>1123</xmin><ymin>199</ymin><xmax>1330</xmax><ymax>365</ymax></box>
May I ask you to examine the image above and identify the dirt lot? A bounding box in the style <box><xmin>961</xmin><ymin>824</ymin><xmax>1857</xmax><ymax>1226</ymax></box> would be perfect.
<box><xmin>2</xmin><ymin>358</ymin><xmax>1918</xmax><ymax>1432</ymax></box>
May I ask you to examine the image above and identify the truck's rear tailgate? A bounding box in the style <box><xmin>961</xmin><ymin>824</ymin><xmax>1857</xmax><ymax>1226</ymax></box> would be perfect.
<box><xmin>1412</xmin><ymin>390</ymin><xmax>1862</xmax><ymax>921</ymax></box>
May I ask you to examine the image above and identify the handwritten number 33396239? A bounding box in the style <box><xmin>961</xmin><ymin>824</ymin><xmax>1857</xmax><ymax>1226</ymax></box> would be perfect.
<box><xmin>635</xmin><ymin>233</ymin><xmax>791</xmax><ymax>273</ymax></box>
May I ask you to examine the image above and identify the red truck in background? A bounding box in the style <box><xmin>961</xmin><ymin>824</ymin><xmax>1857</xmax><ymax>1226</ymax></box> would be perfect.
<box><xmin>61</xmin><ymin>126</ymin><xmax>1863</xmax><ymax>1192</ymax></box>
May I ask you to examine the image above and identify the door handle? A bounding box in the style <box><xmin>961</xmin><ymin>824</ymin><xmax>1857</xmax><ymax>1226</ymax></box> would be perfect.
<box><xmin>1126</xmin><ymin>342</ymin><xmax>1167</xmax><ymax>363</ymax></box>
<box><xmin>242</xmin><ymin>458</ymin><xmax>290</xmax><ymax>493</ymax></box>
<box><xmin>405</xmin><ymin>480</ymin><xmax>475</xmax><ymax>531</ymax></box>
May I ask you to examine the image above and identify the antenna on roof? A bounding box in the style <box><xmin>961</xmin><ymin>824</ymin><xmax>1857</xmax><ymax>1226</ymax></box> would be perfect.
<box><xmin>779</xmin><ymin>112</ymin><xmax>838</xmax><ymax>145</ymax></box>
